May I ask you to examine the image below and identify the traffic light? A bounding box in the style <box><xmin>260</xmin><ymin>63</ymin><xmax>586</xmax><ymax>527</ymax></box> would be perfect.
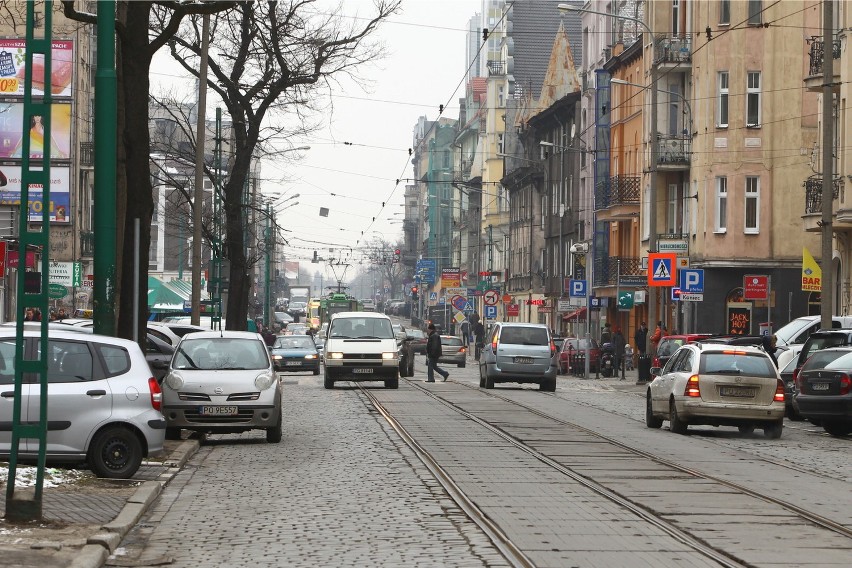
<box><xmin>393</xmin><ymin>248</ymin><xmax>401</xmax><ymax>263</ymax></box>
<box><xmin>411</xmin><ymin>286</ymin><xmax>418</xmax><ymax>301</ymax></box>
<box><xmin>312</xmin><ymin>250</ymin><xmax>318</xmax><ymax>263</ymax></box>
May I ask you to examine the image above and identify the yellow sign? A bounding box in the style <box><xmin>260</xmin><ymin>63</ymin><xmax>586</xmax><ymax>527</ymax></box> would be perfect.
<box><xmin>802</xmin><ymin>247</ymin><xmax>822</xmax><ymax>291</ymax></box>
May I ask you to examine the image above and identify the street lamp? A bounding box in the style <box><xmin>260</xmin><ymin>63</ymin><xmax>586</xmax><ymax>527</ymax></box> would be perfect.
<box><xmin>558</xmin><ymin>3</ymin><xmax>659</xmax><ymax>353</ymax></box>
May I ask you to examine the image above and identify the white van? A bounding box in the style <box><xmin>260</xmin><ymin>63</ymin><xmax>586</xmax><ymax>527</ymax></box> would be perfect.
<box><xmin>323</xmin><ymin>312</ymin><xmax>400</xmax><ymax>389</ymax></box>
<box><xmin>774</xmin><ymin>315</ymin><xmax>852</xmax><ymax>348</ymax></box>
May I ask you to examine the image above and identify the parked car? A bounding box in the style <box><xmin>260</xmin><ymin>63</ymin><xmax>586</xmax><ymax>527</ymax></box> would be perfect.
<box><xmin>145</xmin><ymin>321</ymin><xmax>184</xmax><ymax>347</ymax></box>
<box><xmin>323</xmin><ymin>312</ymin><xmax>400</xmax><ymax>389</ymax></box>
<box><xmin>479</xmin><ymin>323</ymin><xmax>557</xmax><ymax>391</ymax></box>
<box><xmin>361</xmin><ymin>299</ymin><xmax>376</xmax><ymax>312</ymax></box>
<box><xmin>161</xmin><ymin>331</ymin><xmax>282</xmax><ymax>442</ymax></box>
<box><xmin>392</xmin><ymin>324</ymin><xmax>415</xmax><ymax>377</ymax></box>
<box><xmin>270</xmin><ymin>334</ymin><xmax>320</xmax><ymax>375</ymax></box>
<box><xmin>274</xmin><ymin>311</ymin><xmax>294</xmax><ymax>326</ymax></box>
<box><xmin>787</xmin><ymin>347</ymin><xmax>852</xmax><ymax>423</ymax></box>
<box><xmin>439</xmin><ymin>335</ymin><xmax>466</xmax><ymax>367</ymax></box>
<box><xmin>774</xmin><ymin>315</ymin><xmax>852</xmax><ymax>348</ymax></box>
<box><xmin>0</xmin><ymin>330</ymin><xmax>166</xmax><ymax>478</ymax></box>
<box><xmin>779</xmin><ymin>356</ymin><xmax>801</xmax><ymax>420</ymax></box>
<box><xmin>653</xmin><ymin>334</ymin><xmax>713</xmax><ymax>376</ymax></box>
<box><xmin>146</xmin><ymin>334</ymin><xmax>175</xmax><ymax>381</ymax></box>
<box><xmin>285</xmin><ymin>323</ymin><xmax>309</xmax><ymax>335</ymax></box>
<box><xmin>793</xmin><ymin>347</ymin><xmax>852</xmax><ymax>436</ymax></box>
<box><xmin>646</xmin><ymin>343</ymin><xmax>785</xmax><ymax>438</ymax></box>
<box><xmin>405</xmin><ymin>328</ymin><xmax>428</xmax><ymax>355</ymax></box>
<box><xmin>557</xmin><ymin>337</ymin><xmax>600</xmax><ymax>374</ymax></box>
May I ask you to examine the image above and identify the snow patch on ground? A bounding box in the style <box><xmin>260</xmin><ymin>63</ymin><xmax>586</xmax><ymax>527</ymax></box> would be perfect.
<box><xmin>0</xmin><ymin>463</ymin><xmax>93</xmax><ymax>488</ymax></box>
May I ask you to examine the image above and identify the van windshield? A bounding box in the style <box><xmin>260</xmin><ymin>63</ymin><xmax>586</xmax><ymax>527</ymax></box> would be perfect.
<box><xmin>329</xmin><ymin>318</ymin><xmax>394</xmax><ymax>339</ymax></box>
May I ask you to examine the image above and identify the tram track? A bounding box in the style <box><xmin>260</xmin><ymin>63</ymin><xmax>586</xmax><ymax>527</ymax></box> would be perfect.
<box><xmin>357</xmin><ymin>377</ymin><xmax>852</xmax><ymax>568</ymax></box>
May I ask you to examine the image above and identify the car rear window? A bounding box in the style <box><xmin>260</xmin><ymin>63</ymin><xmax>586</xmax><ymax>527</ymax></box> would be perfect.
<box><xmin>700</xmin><ymin>352</ymin><xmax>776</xmax><ymax>378</ymax></box>
<box><xmin>499</xmin><ymin>327</ymin><xmax>549</xmax><ymax>345</ymax></box>
<box><xmin>657</xmin><ymin>339</ymin><xmax>685</xmax><ymax>357</ymax></box>
<box><xmin>801</xmin><ymin>336</ymin><xmax>850</xmax><ymax>362</ymax></box>
<box><xmin>441</xmin><ymin>337</ymin><xmax>463</xmax><ymax>346</ymax></box>
<box><xmin>802</xmin><ymin>349</ymin><xmax>852</xmax><ymax>371</ymax></box>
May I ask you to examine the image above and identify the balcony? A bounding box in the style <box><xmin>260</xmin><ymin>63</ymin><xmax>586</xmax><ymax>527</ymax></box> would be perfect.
<box><xmin>80</xmin><ymin>141</ymin><xmax>94</xmax><ymax>167</ymax></box>
<box><xmin>594</xmin><ymin>175</ymin><xmax>640</xmax><ymax>221</ymax></box>
<box><xmin>804</xmin><ymin>37</ymin><xmax>841</xmax><ymax>92</ymax></box>
<box><xmin>593</xmin><ymin>256</ymin><xmax>642</xmax><ymax>288</ymax></box>
<box><xmin>80</xmin><ymin>230</ymin><xmax>95</xmax><ymax>257</ymax></box>
<box><xmin>802</xmin><ymin>176</ymin><xmax>852</xmax><ymax>232</ymax></box>
<box><xmin>453</xmin><ymin>160</ymin><xmax>472</xmax><ymax>183</ymax></box>
<box><xmin>654</xmin><ymin>34</ymin><xmax>692</xmax><ymax>67</ymax></box>
<box><xmin>657</xmin><ymin>135</ymin><xmax>691</xmax><ymax>170</ymax></box>
<box><xmin>487</xmin><ymin>60</ymin><xmax>505</xmax><ymax>76</ymax></box>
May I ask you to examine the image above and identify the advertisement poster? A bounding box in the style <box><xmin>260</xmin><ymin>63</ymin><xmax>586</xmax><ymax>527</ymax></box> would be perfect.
<box><xmin>0</xmin><ymin>40</ymin><xmax>74</xmax><ymax>98</ymax></box>
<box><xmin>0</xmin><ymin>164</ymin><xmax>71</xmax><ymax>223</ymax></box>
<box><xmin>0</xmin><ymin>102</ymin><xmax>72</xmax><ymax>159</ymax></box>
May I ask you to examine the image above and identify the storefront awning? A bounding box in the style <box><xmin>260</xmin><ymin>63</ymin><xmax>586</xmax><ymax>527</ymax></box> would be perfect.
<box><xmin>562</xmin><ymin>307</ymin><xmax>587</xmax><ymax>321</ymax></box>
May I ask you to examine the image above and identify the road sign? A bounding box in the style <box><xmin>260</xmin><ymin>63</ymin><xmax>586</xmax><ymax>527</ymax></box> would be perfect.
<box><xmin>569</xmin><ymin>279</ymin><xmax>587</xmax><ymax>298</ymax></box>
<box><xmin>671</xmin><ymin>287</ymin><xmax>682</xmax><ymax>301</ymax></box>
<box><xmin>506</xmin><ymin>304</ymin><xmax>520</xmax><ymax>317</ymax></box>
<box><xmin>429</xmin><ymin>292</ymin><xmax>437</xmax><ymax>301</ymax></box>
<box><xmin>451</xmin><ymin>295</ymin><xmax>467</xmax><ymax>310</ymax></box>
<box><xmin>744</xmin><ymin>275</ymin><xmax>769</xmax><ymax>300</ymax></box>
<box><xmin>483</xmin><ymin>289</ymin><xmax>499</xmax><ymax>306</ymax></box>
<box><xmin>558</xmin><ymin>299</ymin><xmax>572</xmax><ymax>312</ymax></box>
<box><xmin>462</xmin><ymin>301</ymin><xmax>474</xmax><ymax>312</ymax></box>
<box><xmin>679</xmin><ymin>269</ymin><xmax>705</xmax><ymax>293</ymax></box>
<box><xmin>502</xmin><ymin>294</ymin><xmax>511</xmax><ymax>304</ymax></box>
<box><xmin>648</xmin><ymin>253</ymin><xmax>677</xmax><ymax>286</ymax></box>
<box><xmin>680</xmin><ymin>293</ymin><xmax>704</xmax><ymax>301</ymax></box>
<box><xmin>48</xmin><ymin>283</ymin><xmax>67</xmax><ymax>299</ymax></box>
<box><xmin>618</xmin><ymin>275</ymin><xmax>645</xmax><ymax>287</ymax></box>
<box><xmin>484</xmin><ymin>305</ymin><xmax>497</xmax><ymax>319</ymax></box>
<box><xmin>617</xmin><ymin>291</ymin><xmax>634</xmax><ymax>310</ymax></box>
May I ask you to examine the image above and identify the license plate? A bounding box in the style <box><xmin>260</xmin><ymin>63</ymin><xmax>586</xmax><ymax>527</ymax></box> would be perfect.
<box><xmin>812</xmin><ymin>382</ymin><xmax>830</xmax><ymax>391</ymax></box>
<box><xmin>353</xmin><ymin>368</ymin><xmax>374</xmax><ymax>374</ymax></box>
<box><xmin>199</xmin><ymin>406</ymin><xmax>239</xmax><ymax>416</ymax></box>
<box><xmin>285</xmin><ymin>361</ymin><xmax>301</xmax><ymax>366</ymax></box>
<box><xmin>719</xmin><ymin>386</ymin><xmax>756</xmax><ymax>398</ymax></box>
<box><xmin>514</xmin><ymin>357</ymin><xmax>533</xmax><ymax>364</ymax></box>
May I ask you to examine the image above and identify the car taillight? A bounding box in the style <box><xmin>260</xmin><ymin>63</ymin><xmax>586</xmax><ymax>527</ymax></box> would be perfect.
<box><xmin>491</xmin><ymin>336</ymin><xmax>498</xmax><ymax>351</ymax></box>
<box><xmin>840</xmin><ymin>373</ymin><xmax>852</xmax><ymax>396</ymax></box>
<box><xmin>794</xmin><ymin>367</ymin><xmax>803</xmax><ymax>391</ymax></box>
<box><xmin>148</xmin><ymin>377</ymin><xmax>162</xmax><ymax>411</ymax></box>
<box><xmin>652</xmin><ymin>356</ymin><xmax>660</xmax><ymax>367</ymax></box>
<box><xmin>460</xmin><ymin>346</ymin><xmax>466</xmax><ymax>353</ymax></box>
<box><xmin>550</xmin><ymin>341</ymin><xmax>556</xmax><ymax>356</ymax></box>
<box><xmin>774</xmin><ymin>379</ymin><xmax>785</xmax><ymax>402</ymax></box>
<box><xmin>684</xmin><ymin>374</ymin><xmax>700</xmax><ymax>397</ymax></box>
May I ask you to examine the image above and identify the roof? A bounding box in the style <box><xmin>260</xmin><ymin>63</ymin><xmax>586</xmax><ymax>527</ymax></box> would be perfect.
<box><xmin>331</xmin><ymin>311</ymin><xmax>391</xmax><ymax>320</ymax></box>
<box><xmin>180</xmin><ymin>330</ymin><xmax>262</xmax><ymax>340</ymax></box>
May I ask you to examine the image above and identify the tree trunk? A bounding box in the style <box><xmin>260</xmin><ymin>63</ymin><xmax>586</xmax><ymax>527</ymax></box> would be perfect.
<box><xmin>223</xmin><ymin>150</ymin><xmax>252</xmax><ymax>330</ymax></box>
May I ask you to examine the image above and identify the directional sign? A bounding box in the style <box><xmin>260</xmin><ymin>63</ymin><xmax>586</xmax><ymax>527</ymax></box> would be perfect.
<box><xmin>483</xmin><ymin>289</ymin><xmax>499</xmax><ymax>306</ymax></box>
<box><xmin>679</xmin><ymin>268</ymin><xmax>704</xmax><ymax>293</ymax></box>
<box><xmin>617</xmin><ymin>291</ymin><xmax>634</xmax><ymax>310</ymax></box>
<box><xmin>484</xmin><ymin>305</ymin><xmax>497</xmax><ymax>319</ymax></box>
<box><xmin>569</xmin><ymin>279</ymin><xmax>587</xmax><ymax>298</ymax></box>
<box><xmin>648</xmin><ymin>253</ymin><xmax>677</xmax><ymax>287</ymax></box>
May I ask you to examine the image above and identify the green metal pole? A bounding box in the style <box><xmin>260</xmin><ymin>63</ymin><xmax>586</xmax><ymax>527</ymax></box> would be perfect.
<box><xmin>265</xmin><ymin>202</ymin><xmax>271</xmax><ymax>328</ymax></box>
<box><xmin>93</xmin><ymin>0</ymin><xmax>116</xmax><ymax>335</ymax></box>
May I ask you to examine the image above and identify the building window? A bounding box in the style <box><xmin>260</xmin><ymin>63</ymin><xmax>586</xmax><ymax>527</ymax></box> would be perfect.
<box><xmin>672</xmin><ymin>0</ymin><xmax>680</xmax><ymax>35</ymax></box>
<box><xmin>745</xmin><ymin>176</ymin><xmax>760</xmax><ymax>233</ymax></box>
<box><xmin>746</xmin><ymin>71</ymin><xmax>761</xmax><ymax>127</ymax></box>
<box><xmin>717</xmin><ymin>72</ymin><xmax>729</xmax><ymax>127</ymax></box>
<box><xmin>719</xmin><ymin>0</ymin><xmax>730</xmax><ymax>25</ymax></box>
<box><xmin>541</xmin><ymin>195</ymin><xmax>546</xmax><ymax>229</ymax></box>
<box><xmin>715</xmin><ymin>177</ymin><xmax>727</xmax><ymax>232</ymax></box>
<box><xmin>748</xmin><ymin>0</ymin><xmax>762</xmax><ymax>25</ymax></box>
<box><xmin>497</xmin><ymin>133</ymin><xmax>504</xmax><ymax>154</ymax></box>
<box><xmin>666</xmin><ymin>184</ymin><xmax>678</xmax><ymax>234</ymax></box>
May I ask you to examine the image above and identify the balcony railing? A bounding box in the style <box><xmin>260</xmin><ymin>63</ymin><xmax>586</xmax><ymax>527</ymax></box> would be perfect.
<box><xmin>654</xmin><ymin>34</ymin><xmax>692</xmax><ymax>65</ymax></box>
<box><xmin>804</xmin><ymin>177</ymin><xmax>842</xmax><ymax>215</ymax></box>
<box><xmin>81</xmin><ymin>230</ymin><xmax>95</xmax><ymax>257</ymax></box>
<box><xmin>594</xmin><ymin>175</ymin><xmax>640</xmax><ymax>211</ymax></box>
<box><xmin>453</xmin><ymin>160</ymin><xmax>472</xmax><ymax>183</ymax></box>
<box><xmin>80</xmin><ymin>141</ymin><xmax>94</xmax><ymax>167</ymax></box>
<box><xmin>657</xmin><ymin>134</ymin><xmax>691</xmax><ymax>166</ymax></box>
<box><xmin>808</xmin><ymin>37</ymin><xmax>841</xmax><ymax>77</ymax></box>
<box><xmin>593</xmin><ymin>256</ymin><xmax>642</xmax><ymax>287</ymax></box>
<box><xmin>487</xmin><ymin>60</ymin><xmax>505</xmax><ymax>76</ymax></box>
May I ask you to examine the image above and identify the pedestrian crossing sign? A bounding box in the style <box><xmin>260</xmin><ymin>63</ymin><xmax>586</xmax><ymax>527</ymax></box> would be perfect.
<box><xmin>648</xmin><ymin>252</ymin><xmax>677</xmax><ymax>287</ymax></box>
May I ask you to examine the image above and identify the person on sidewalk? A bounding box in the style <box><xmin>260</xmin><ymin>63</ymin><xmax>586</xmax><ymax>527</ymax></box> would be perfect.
<box><xmin>612</xmin><ymin>326</ymin><xmax>626</xmax><ymax>380</ymax></box>
<box><xmin>634</xmin><ymin>322</ymin><xmax>648</xmax><ymax>357</ymax></box>
<box><xmin>460</xmin><ymin>319</ymin><xmax>471</xmax><ymax>349</ymax></box>
<box><xmin>650</xmin><ymin>321</ymin><xmax>664</xmax><ymax>353</ymax></box>
<box><xmin>425</xmin><ymin>323</ymin><xmax>449</xmax><ymax>382</ymax></box>
<box><xmin>472</xmin><ymin>320</ymin><xmax>486</xmax><ymax>360</ymax></box>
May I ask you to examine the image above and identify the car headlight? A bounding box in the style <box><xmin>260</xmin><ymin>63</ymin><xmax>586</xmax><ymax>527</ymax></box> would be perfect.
<box><xmin>328</xmin><ymin>352</ymin><xmax>343</xmax><ymax>359</ymax></box>
<box><xmin>255</xmin><ymin>372</ymin><xmax>276</xmax><ymax>390</ymax></box>
<box><xmin>304</xmin><ymin>354</ymin><xmax>317</xmax><ymax>359</ymax></box>
<box><xmin>382</xmin><ymin>352</ymin><xmax>397</xmax><ymax>360</ymax></box>
<box><xmin>271</xmin><ymin>354</ymin><xmax>283</xmax><ymax>361</ymax></box>
<box><xmin>165</xmin><ymin>371</ymin><xmax>184</xmax><ymax>390</ymax></box>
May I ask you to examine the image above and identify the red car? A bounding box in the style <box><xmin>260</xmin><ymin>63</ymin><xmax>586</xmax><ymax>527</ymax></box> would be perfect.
<box><xmin>558</xmin><ymin>337</ymin><xmax>600</xmax><ymax>374</ymax></box>
<box><xmin>652</xmin><ymin>334</ymin><xmax>713</xmax><ymax>373</ymax></box>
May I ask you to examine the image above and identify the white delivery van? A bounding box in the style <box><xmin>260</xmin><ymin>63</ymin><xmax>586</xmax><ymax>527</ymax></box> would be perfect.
<box><xmin>774</xmin><ymin>315</ymin><xmax>852</xmax><ymax>348</ymax></box>
<box><xmin>322</xmin><ymin>311</ymin><xmax>400</xmax><ymax>389</ymax></box>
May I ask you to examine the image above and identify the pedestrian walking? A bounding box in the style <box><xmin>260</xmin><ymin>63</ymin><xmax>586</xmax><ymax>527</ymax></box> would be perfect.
<box><xmin>425</xmin><ymin>323</ymin><xmax>449</xmax><ymax>382</ymax></box>
<box><xmin>460</xmin><ymin>319</ymin><xmax>471</xmax><ymax>348</ymax></box>
<box><xmin>634</xmin><ymin>322</ymin><xmax>648</xmax><ymax>356</ymax></box>
<box><xmin>473</xmin><ymin>320</ymin><xmax>486</xmax><ymax>361</ymax></box>
<box><xmin>612</xmin><ymin>326</ymin><xmax>626</xmax><ymax>379</ymax></box>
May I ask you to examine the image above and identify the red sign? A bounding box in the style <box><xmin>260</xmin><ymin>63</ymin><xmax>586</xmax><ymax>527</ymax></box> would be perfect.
<box><xmin>743</xmin><ymin>275</ymin><xmax>769</xmax><ymax>300</ymax></box>
<box><xmin>7</xmin><ymin>250</ymin><xmax>35</xmax><ymax>269</ymax></box>
<box><xmin>0</xmin><ymin>241</ymin><xmax>5</xmax><ymax>274</ymax></box>
<box><xmin>648</xmin><ymin>252</ymin><xmax>677</xmax><ymax>286</ymax></box>
<box><xmin>506</xmin><ymin>303</ymin><xmax>520</xmax><ymax>317</ymax></box>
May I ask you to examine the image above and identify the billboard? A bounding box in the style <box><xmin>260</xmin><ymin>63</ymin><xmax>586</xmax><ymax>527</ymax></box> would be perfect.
<box><xmin>0</xmin><ymin>164</ymin><xmax>70</xmax><ymax>223</ymax></box>
<box><xmin>0</xmin><ymin>102</ymin><xmax>72</xmax><ymax>159</ymax></box>
<box><xmin>0</xmin><ymin>40</ymin><xmax>74</xmax><ymax>98</ymax></box>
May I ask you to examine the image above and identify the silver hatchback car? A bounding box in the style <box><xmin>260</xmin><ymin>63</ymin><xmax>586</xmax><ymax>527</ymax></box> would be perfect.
<box><xmin>479</xmin><ymin>323</ymin><xmax>557</xmax><ymax>391</ymax></box>
<box><xmin>161</xmin><ymin>331</ymin><xmax>282</xmax><ymax>443</ymax></box>
<box><xmin>0</xmin><ymin>329</ymin><xmax>166</xmax><ymax>479</ymax></box>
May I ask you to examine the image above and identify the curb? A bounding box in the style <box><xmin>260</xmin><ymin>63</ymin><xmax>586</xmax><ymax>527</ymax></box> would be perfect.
<box><xmin>72</xmin><ymin>438</ymin><xmax>200</xmax><ymax>568</ymax></box>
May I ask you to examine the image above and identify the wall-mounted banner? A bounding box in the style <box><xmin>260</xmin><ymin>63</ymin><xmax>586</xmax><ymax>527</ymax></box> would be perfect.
<box><xmin>0</xmin><ymin>164</ymin><xmax>71</xmax><ymax>224</ymax></box>
<box><xmin>0</xmin><ymin>102</ymin><xmax>73</xmax><ymax>159</ymax></box>
<box><xmin>0</xmin><ymin>39</ymin><xmax>74</xmax><ymax>97</ymax></box>
<box><xmin>802</xmin><ymin>247</ymin><xmax>822</xmax><ymax>292</ymax></box>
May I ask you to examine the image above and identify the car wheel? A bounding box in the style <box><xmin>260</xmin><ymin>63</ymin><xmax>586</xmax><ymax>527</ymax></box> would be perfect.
<box><xmin>738</xmin><ymin>424</ymin><xmax>756</xmax><ymax>435</ymax></box>
<box><xmin>539</xmin><ymin>378</ymin><xmax>556</xmax><ymax>392</ymax></box>
<box><xmin>458</xmin><ymin>362</ymin><xmax>465</xmax><ymax>368</ymax></box>
<box><xmin>484</xmin><ymin>373</ymin><xmax>495</xmax><ymax>389</ymax></box>
<box><xmin>313</xmin><ymin>367</ymin><xmax>320</xmax><ymax>376</ymax></box>
<box><xmin>324</xmin><ymin>370</ymin><xmax>335</xmax><ymax>389</ymax></box>
<box><xmin>763</xmin><ymin>419</ymin><xmax>783</xmax><ymax>439</ymax></box>
<box><xmin>479</xmin><ymin>364</ymin><xmax>485</xmax><ymax>388</ymax></box>
<box><xmin>645</xmin><ymin>392</ymin><xmax>663</xmax><ymax>429</ymax></box>
<box><xmin>822</xmin><ymin>420</ymin><xmax>852</xmax><ymax>437</ymax></box>
<box><xmin>408</xmin><ymin>359</ymin><xmax>414</xmax><ymax>376</ymax></box>
<box><xmin>88</xmin><ymin>426</ymin><xmax>143</xmax><ymax>479</ymax></box>
<box><xmin>266</xmin><ymin>412</ymin><xmax>283</xmax><ymax>443</ymax></box>
<box><xmin>668</xmin><ymin>399</ymin><xmax>688</xmax><ymax>435</ymax></box>
<box><xmin>165</xmin><ymin>427</ymin><xmax>182</xmax><ymax>441</ymax></box>
<box><xmin>385</xmin><ymin>377</ymin><xmax>399</xmax><ymax>389</ymax></box>
<box><xmin>786</xmin><ymin>406</ymin><xmax>803</xmax><ymax>421</ymax></box>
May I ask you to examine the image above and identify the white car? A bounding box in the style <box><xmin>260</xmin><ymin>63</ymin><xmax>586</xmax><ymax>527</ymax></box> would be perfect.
<box><xmin>646</xmin><ymin>342</ymin><xmax>785</xmax><ymax>438</ymax></box>
<box><xmin>0</xmin><ymin>330</ymin><xmax>166</xmax><ymax>478</ymax></box>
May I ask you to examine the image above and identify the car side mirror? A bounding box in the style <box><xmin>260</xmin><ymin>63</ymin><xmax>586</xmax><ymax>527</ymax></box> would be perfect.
<box><xmin>650</xmin><ymin>367</ymin><xmax>662</xmax><ymax>376</ymax></box>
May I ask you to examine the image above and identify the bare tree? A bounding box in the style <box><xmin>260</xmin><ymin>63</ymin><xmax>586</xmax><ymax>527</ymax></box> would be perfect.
<box><xmin>162</xmin><ymin>0</ymin><xmax>402</xmax><ymax>329</ymax></box>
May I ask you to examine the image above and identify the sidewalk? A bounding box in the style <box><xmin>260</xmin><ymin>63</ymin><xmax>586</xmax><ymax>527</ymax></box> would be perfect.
<box><xmin>558</xmin><ymin>364</ymin><xmax>651</xmax><ymax>394</ymax></box>
<box><xmin>0</xmin><ymin>438</ymin><xmax>199</xmax><ymax>568</ymax></box>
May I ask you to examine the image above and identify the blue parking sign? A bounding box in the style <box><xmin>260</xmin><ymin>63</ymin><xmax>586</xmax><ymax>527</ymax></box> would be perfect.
<box><xmin>484</xmin><ymin>305</ymin><xmax>497</xmax><ymax>319</ymax></box>
<box><xmin>679</xmin><ymin>268</ymin><xmax>704</xmax><ymax>293</ymax></box>
<box><xmin>569</xmin><ymin>279</ymin><xmax>587</xmax><ymax>298</ymax></box>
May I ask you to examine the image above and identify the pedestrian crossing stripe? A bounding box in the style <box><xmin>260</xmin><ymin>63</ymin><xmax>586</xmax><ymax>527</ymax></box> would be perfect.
<box><xmin>653</xmin><ymin>260</ymin><xmax>670</xmax><ymax>280</ymax></box>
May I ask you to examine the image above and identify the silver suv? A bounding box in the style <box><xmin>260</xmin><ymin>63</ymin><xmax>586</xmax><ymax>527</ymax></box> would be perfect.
<box><xmin>0</xmin><ymin>330</ymin><xmax>166</xmax><ymax>478</ymax></box>
<box><xmin>478</xmin><ymin>323</ymin><xmax>557</xmax><ymax>391</ymax></box>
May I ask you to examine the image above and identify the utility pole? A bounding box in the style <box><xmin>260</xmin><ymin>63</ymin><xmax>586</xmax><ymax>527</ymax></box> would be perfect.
<box><xmin>820</xmin><ymin>2</ymin><xmax>834</xmax><ymax>329</ymax></box>
<box><xmin>191</xmin><ymin>14</ymin><xmax>210</xmax><ymax>326</ymax></box>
